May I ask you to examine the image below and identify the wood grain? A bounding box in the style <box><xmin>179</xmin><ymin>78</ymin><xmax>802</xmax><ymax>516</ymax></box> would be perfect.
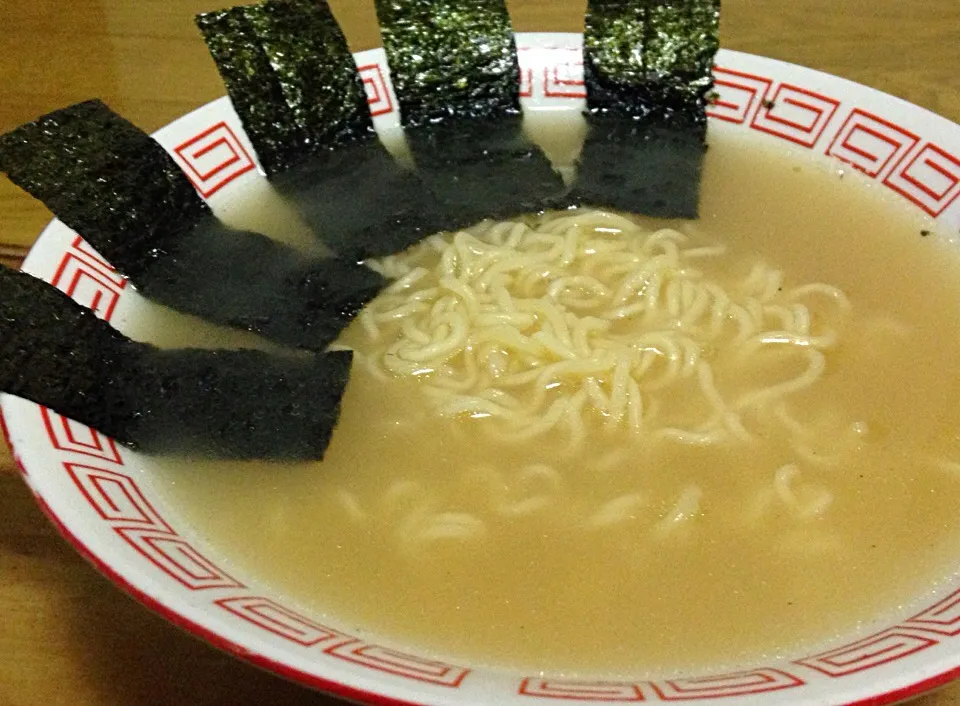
<box><xmin>1</xmin><ymin>1</ymin><xmax>959</xmax><ymax>704</ymax></box>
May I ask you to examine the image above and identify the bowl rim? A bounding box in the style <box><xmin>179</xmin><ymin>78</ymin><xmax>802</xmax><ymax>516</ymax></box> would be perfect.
<box><xmin>4</xmin><ymin>32</ymin><xmax>960</xmax><ymax>706</ymax></box>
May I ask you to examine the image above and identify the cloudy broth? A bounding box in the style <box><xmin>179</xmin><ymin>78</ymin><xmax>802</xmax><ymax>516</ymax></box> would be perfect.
<box><xmin>140</xmin><ymin>126</ymin><xmax>960</xmax><ymax>676</ymax></box>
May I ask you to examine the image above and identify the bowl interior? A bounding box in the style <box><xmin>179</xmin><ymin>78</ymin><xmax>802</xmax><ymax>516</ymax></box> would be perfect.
<box><xmin>5</xmin><ymin>34</ymin><xmax>960</xmax><ymax>706</ymax></box>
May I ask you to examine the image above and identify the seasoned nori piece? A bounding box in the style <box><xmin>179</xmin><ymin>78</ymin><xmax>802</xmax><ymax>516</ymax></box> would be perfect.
<box><xmin>374</xmin><ymin>0</ymin><xmax>520</xmax><ymax>127</ymax></box>
<box><xmin>142</xmin><ymin>220</ymin><xmax>387</xmax><ymax>350</ymax></box>
<box><xmin>402</xmin><ymin>116</ymin><xmax>564</xmax><ymax>227</ymax></box>
<box><xmin>572</xmin><ymin>0</ymin><xmax>721</xmax><ymax>218</ymax></box>
<box><xmin>583</xmin><ymin>0</ymin><xmax>719</xmax><ymax>121</ymax></box>
<box><xmin>574</xmin><ymin>119</ymin><xmax>708</xmax><ymax>218</ymax></box>
<box><xmin>244</xmin><ymin>0</ymin><xmax>373</xmax><ymax>152</ymax></box>
<box><xmin>196</xmin><ymin>0</ymin><xmax>445</xmax><ymax>260</ymax></box>
<box><xmin>0</xmin><ymin>266</ymin><xmax>353</xmax><ymax>460</ymax></box>
<box><xmin>0</xmin><ymin>100</ymin><xmax>205</xmax><ymax>282</ymax></box>
<box><xmin>196</xmin><ymin>8</ymin><xmax>309</xmax><ymax>176</ymax></box>
<box><xmin>374</xmin><ymin>0</ymin><xmax>565</xmax><ymax>225</ymax></box>
<box><xmin>269</xmin><ymin>141</ymin><xmax>448</xmax><ymax>261</ymax></box>
<box><xmin>239</xmin><ymin>0</ymin><xmax>448</xmax><ymax>259</ymax></box>
<box><xmin>0</xmin><ymin>266</ymin><xmax>137</xmax><ymax>439</ymax></box>
<box><xmin>198</xmin><ymin>0</ymin><xmax>375</xmax><ymax>172</ymax></box>
<box><xmin>130</xmin><ymin>347</ymin><xmax>353</xmax><ymax>460</ymax></box>
<box><xmin>0</xmin><ymin>100</ymin><xmax>387</xmax><ymax>351</ymax></box>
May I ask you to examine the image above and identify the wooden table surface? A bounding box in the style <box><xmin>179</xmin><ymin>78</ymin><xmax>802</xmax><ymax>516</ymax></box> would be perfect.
<box><xmin>2</xmin><ymin>1</ymin><xmax>960</xmax><ymax>704</ymax></box>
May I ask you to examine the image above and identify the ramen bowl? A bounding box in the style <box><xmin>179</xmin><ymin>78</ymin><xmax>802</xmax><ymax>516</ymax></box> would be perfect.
<box><xmin>4</xmin><ymin>36</ymin><xmax>960</xmax><ymax>706</ymax></box>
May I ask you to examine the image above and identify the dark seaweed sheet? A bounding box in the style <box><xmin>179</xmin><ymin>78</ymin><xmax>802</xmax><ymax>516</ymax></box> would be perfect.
<box><xmin>405</xmin><ymin>116</ymin><xmax>566</xmax><ymax>227</ymax></box>
<box><xmin>573</xmin><ymin>0</ymin><xmax>720</xmax><ymax>217</ymax></box>
<box><xmin>245</xmin><ymin>0</ymin><xmax>373</xmax><ymax>152</ymax></box>
<box><xmin>270</xmin><ymin>141</ymin><xmax>448</xmax><ymax>261</ymax></box>
<box><xmin>197</xmin><ymin>0</ymin><xmax>445</xmax><ymax>260</ymax></box>
<box><xmin>0</xmin><ymin>266</ymin><xmax>136</xmax><ymax>439</ymax></box>
<box><xmin>374</xmin><ymin>0</ymin><xmax>521</xmax><ymax>127</ymax></box>
<box><xmin>239</xmin><ymin>0</ymin><xmax>445</xmax><ymax>258</ymax></box>
<box><xmin>573</xmin><ymin>117</ymin><xmax>708</xmax><ymax>218</ymax></box>
<box><xmin>195</xmin><ymin>0</ymin><xmax>373</xmax><ymax>174</ymax></box>
<box><xmin>131</xmin><ymin>347</ymin><xmax>353</xmax><ymax>460</ymax></box>
<box><xmin>374</xmin><ymin>0</ymin><xmax>566</xmax><ymax>224</ymax></box>
<box><xmin>141</xmin><ymin>220</ymin><xmax>387</xmax><ymax>351</ymax></box>
<box><xmin>196</xmin><ymin>8</ymin><xmax>309</xmax><ymax>176</ymax></box>
<box><xmin>0</xmin><ymin>100</ymin><xmax>387</xmax><ymax>351</ymax></box>
<box><xmin>0</xmin><ymin>100</ymin><xmax>208</xmax><ymax>281</ymax></box>
<box><xmin>0</xmin><ymin>266</ymin><xmax>352</xmax><ymax>460</ymax></box>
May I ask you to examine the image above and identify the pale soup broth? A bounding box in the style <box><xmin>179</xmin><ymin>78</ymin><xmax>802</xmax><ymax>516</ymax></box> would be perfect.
<box><xmin>142</xmin><ymin>127</ymin><xmax>960</xmax><ymax>676</ymax></box>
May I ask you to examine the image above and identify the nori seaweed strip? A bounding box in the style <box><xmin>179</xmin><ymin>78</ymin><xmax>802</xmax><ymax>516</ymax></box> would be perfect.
<box><xmin>0</xmin><ymin>266</ymin><xmax>353</xmax><ymax>460</ymax></box>
<box><xmin>0</xmin><ymin>266</ymin><xmax>138</xmax><ymax>440</ymax></box>
<box><xmin>374</xmin><ymin>0</ymin><xmax>565</xmax><ymax>225</ymax></box>
<box><xmin>197</xmin><ymin>0</ymin><xmax>447</xmax><ymax>260</ymax></box>
<box><xmin>0</xmin><ymin>100</ymin><xmax>387</xmax><ymax>351</ymax></box>
<box><xmin>142</xmin><ymin>220</ymin><xmax>386</xmax><ymax>350</ymax></box>
<box><xmin>572</xmin><ymin>0</ymin><xmax>720</xmax><ymax>218</ymax></box>
<box><xmin>244</xmin><ymin>0</ymin><xmax>449</xmax><ymax>259</ymax></box>
<box><xmin>196</xmin><ymin>8</ymin><xmax>309</xmax><ymax>176</ymax></box>
<box><xmin>375</xmin><ymin>0</ymin><xmax>520</xmax><ymax>127</ymax></box>
<box><xmin>130</xmin><ymin>346</ymin><xmax>353</xmax><ymax>460</ymax></box>
<box><xmin>244</xmin><ymin>0</ymin><xmax>373</xmax><ymax>152</ymax></box>
<box><xmin>0</xmin><ymin>100</ymin><xmax>204</xmax><ymax>282</ymax></box>
<box><xmin>268</xmin><ymin>140</ymin><xmax>449</xmax><ymax>261</ymax></box>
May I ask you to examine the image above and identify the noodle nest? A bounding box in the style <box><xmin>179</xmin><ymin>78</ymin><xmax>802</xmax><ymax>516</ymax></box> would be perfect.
<box><xmin>359</xmin><ymin>209</ymin><xmax>850</xmax><ymax>448</ymax></box>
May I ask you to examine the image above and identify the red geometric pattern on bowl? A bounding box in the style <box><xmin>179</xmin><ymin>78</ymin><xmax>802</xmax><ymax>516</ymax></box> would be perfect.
<box><xmin>50</xmin><ymin>235</ymin><xmax>127</xmax><ymax>322</ymax></box>
<box><xmin>216</xmin><ymin>596</ymin><xmax>354</xmax><ymax>647</ymax></box>
<box><xmin>38</xmin><ymin>406</ymin><xmax>246</xmax><ymax>592</ymax></box>
<box><xmin>707</xmin><ymin>67</ymin><xmax>773</xmax><ymax>125</ymax></box>
<box><xmin>519</xmin><ymin>55</ymin><xmax>534</xmax><ymax>98</ymax></box>
<box><xmin>749</xmin><ymin>83</ymin><xmax>840</xmax><ymax>148</ymax></box>
<box><xmin>518</xmin><ymin>678</ymin><xmax>645</xmax><ymax>701</ymax></box>
<box><xmin>359</xmin><ymin>63</ymin><xmax>395</xmax><ymax>117</ymax></box>
<box><xmin>40</xmin><ymin>407</ymin><xmax>123</xmax><ymax>463</ymax></box>
<box><xmin>903</xmin><ymin>588</ymin><xmax>960</xmax><ymax>637</ymax></box>
<box><xmin>113</xmin><ymin>526</ymin><xmax>245</xmax><ymax>591</ymax></box>
<box><xmin>694</xmin><ymin>64</ymin><xmax>960</xmax><ymax>222</ymax></box>
<box><xmin>322</xmin><ymin>642</ymin><xmax>470</xmax><ymax>687</ymax></box>
<box><xmin>883</xmin><ymin>142</ymin><xmax>960</xmax><ymax>216</ymax></box>
<box><xmin>516</xmin><ymin>47</ymin><xmax>535</xmax><ymax>98</ymax></box>
<box><xmin>517</xmin><ymin>46</ymin><xmax>585</xmax><ymax>100</ymax></box>
<box><xmin>520</xmin><ymin>69</ymin><xmax>533</xmax><ymax>98</ymax></box>
<box><xmin>542</xmin><ymin>47</ymin><xmax>585</xmax><ymax>99</ymax></box>
<box><xmin>173</xmin><ymin>121</ymin><xmax>256</xmax><ymax>198</ymax></box>
<box><xmin>68</xmin><ymin>235</ymin><xmax>118</xmax><ymax>271</ymax></box>
<box><xmin>794</xmin><ymin>629</ymin><xmax>939</xmax><ymax>677</ymax></box>
<box><xmin>649</xmin><ymin>668</ymin><xmax>804</xmax><ymax>700</ymax></box>
<box><xmin>215</xmin><ymin>594</ymin><xmax>471</xmax><ymax>686</ymax></box>
<box><xmin>64</xmin><ymin>461</ymin><xmax>173</xmax><ymax>532</ymax></box>
<box><xmin>827</xmin><ymin>108</ymin><xmax>921</xmax><ymax>177</ymax></box>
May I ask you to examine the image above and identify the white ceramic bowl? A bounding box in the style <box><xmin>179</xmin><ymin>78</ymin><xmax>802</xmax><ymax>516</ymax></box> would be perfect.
<box><xmin>5</xmin><ymin>34</ymin><xmax>960</xmax><ymax>706</ymax></box>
